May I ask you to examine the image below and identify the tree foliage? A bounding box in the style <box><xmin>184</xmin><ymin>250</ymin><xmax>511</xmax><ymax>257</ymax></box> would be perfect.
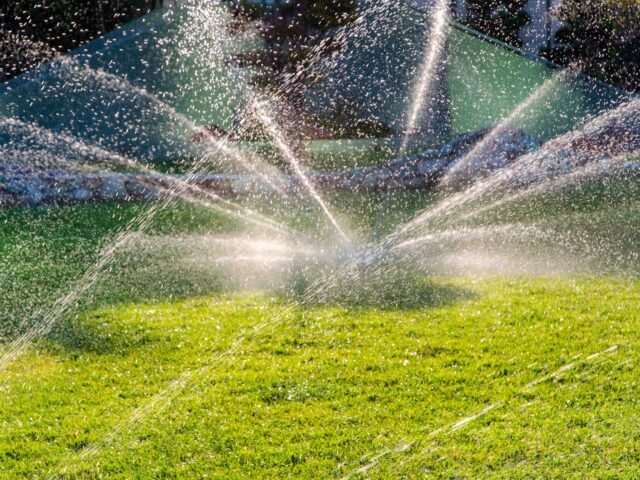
<box><xmin>226</xmin><ymin>0</ymin><xmax>358</xmax><ymax>102</ymax></box>
<box><xmin>542</xmin><ymin>0</ymin><xmax>640</xmax><ymax>92</ymax></box>
<box><xmin>463</xmin><ymin>0</ymin><xmax>531</xmax><ymax>48</ymax></box>
<box><xmin>0</xmin><ymin>0</ymin><xmax>159</xmax><ymax>81</ymax></box>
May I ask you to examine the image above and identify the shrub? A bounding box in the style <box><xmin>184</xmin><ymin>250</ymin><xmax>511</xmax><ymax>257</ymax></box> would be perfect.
<box><xmin>0</xmin><ymin>0</ymin><xmax>158</xmax><ymax>81</ymax></box>
<box><xmin>463</xmin><ymin>0</ymin><xmax>531</xmax><ymax>48</ymax></box>
<box><xmin>542</xmin><ymin>0</ymin><xmax>640</xmax><ymax>92</ymax></box>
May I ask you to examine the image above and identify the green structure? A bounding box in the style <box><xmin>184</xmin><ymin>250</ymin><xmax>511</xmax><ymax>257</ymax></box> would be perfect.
<box><xmin>0</xmin><ymin>0</ymin><xmax>631</xmax><ymax>162</ymax></box>
<box><xmin>0</xmin><ymin>4</ymin><xmax>257</xmax><ymax>161</ymax></box>
<box><xmin>310</xmin><ymin>0</ymin><xmax>630</xmax><ymax>145</ymax></box>
<box><xmin>447</xmin><ymin>23</ymin><xmax>628</xmax><ymax>141</ymax></box>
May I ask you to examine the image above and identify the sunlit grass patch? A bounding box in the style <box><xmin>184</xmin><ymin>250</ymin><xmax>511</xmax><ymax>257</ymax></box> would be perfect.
<box><xmin>1</xmin><ymin>277</ymin><xmax>639</xmax><ymax>478</ymax></box>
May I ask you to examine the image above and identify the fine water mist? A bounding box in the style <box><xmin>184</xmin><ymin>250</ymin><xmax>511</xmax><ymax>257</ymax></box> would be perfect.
<box><xmin>0</xmin><ymin>0</ymin><xmax>639</xmax><ymax>476</ymax></box>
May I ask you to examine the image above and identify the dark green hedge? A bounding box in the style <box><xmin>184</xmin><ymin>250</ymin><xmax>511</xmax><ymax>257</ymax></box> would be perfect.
<box><xmin>0</xmin><ymin>0</ymin><xmax>159</xmax><ymax>81</ymax></box>
<box><xmin>542</xmin><ymin>0</ymin><xmax>640</xmax><ymax>92</ymax></box>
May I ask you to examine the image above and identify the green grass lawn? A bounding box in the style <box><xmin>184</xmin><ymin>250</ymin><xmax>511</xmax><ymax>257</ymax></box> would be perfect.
<box><xmin>1</xmin><ymin>180</ymin><xmax>639</xmax><ymax>478</ymax></box>
<box><xmin>2</xmin><ymin>277</ymin><xmax>639</xmax><ymax>478</ymax></box>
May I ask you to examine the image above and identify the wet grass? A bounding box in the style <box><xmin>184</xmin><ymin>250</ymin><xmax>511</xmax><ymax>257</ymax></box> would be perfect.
<box><xmin>1</xmin><ymin>277</ymin><xmax>639</xmax><ymax>478</ymax></box>
<box><xmin>0</xmin><ymin>202</ymin><xmax>242</xmax><ymax>338</ymax></box>
<box><xmin>0</xmin><ymin>179</ymin><xmax>639</xmax><ymax>478</ymax></box>
<box><xmin>0</xmin><ymin>193</ymin><xmax>433</xmax><ymax>338</ymax></box>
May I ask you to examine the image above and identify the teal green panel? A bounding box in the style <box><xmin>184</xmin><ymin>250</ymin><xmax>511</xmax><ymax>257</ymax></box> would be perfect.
<box><xmin>307</xmin><ymin>0</ymin><xmax>450</xmax><ymax>142</ymax></box>
<box><xmin>448</xmin><ymin>26</ymin><xmax>629</xmax><ymax>142</ymax></box>
<box><xmin>0</xmin><ymin>5</ymin><xmax>259</xmax><ymax>161</ymax></box>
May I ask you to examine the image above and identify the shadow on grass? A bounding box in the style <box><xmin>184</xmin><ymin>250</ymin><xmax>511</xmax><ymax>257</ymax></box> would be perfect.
<box><xmin>0</xmin><ymin>201</ymin><xmax>239</xmax><ymax>351</ymax></box>
<box><xmin>45</xmin><ymin>263</ymin><xmax>229</xmax><ymax>355</ymax></box>
<box><xmin>46</xmin><ymin>267</ymin><xmax>475</xmax><ymax>356</ymax></box>
<box><xmin>287</xmin><ymin>266</ymin><xmax>476</xmax><ymax>311</ymax></box>
<box><xmin>2</xmin><ymin>200</ymin><xmax>474</xmax><ymax>357</ymax></box>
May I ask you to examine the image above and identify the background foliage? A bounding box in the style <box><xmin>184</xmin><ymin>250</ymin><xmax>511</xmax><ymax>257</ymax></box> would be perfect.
<box><xmin>542</xmin><ymin>0</ymin><xmax>640</xmax><ymax>92</ymax></box>
<box><xmin>463</xmin><ymin>0</ymin><xmax>531</xmax><ymax>48</ymax></box>
<box><xmin>1</xmin><ymin>0</ymin><xmax>638</xmax><ymax>93</ymax></box>
<box><xmin>0</xmin><ymin>0</ymin><xmax>159</xmax><ymax>81</ymax></box>
<box><xmin>226</xmin><ymin>0</ymin><xmax>358</xmax><ymax>102</ymax></box>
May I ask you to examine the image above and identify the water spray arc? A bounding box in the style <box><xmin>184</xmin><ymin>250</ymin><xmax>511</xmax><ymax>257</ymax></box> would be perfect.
<box><xmin>1</xmin><ymin>0</ymin><xmax>639</xmax><ymax>477</ymax></box>
<box><xmin>399</xmin><ymin>0</ymin><xmax>450</xmax><ymax>155</ymax></box>
<box><xmin>390</xmin><ymin>97</ymin><xmax>640</xmax><ymax>245</ymax></box>
<box><xmin>252</xmin><ymin>99</ymin><xmax>352</xmax><ymax>245</ymax></box>
<box><xmin>0</xmin><ymin>75</ymin><xmax>314</xmax><ymax>375</ymax></box>
<box><xmin>440</xmin><ymin>69</ymin><xmax>570</xmax><ymax>189</ymax></box>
